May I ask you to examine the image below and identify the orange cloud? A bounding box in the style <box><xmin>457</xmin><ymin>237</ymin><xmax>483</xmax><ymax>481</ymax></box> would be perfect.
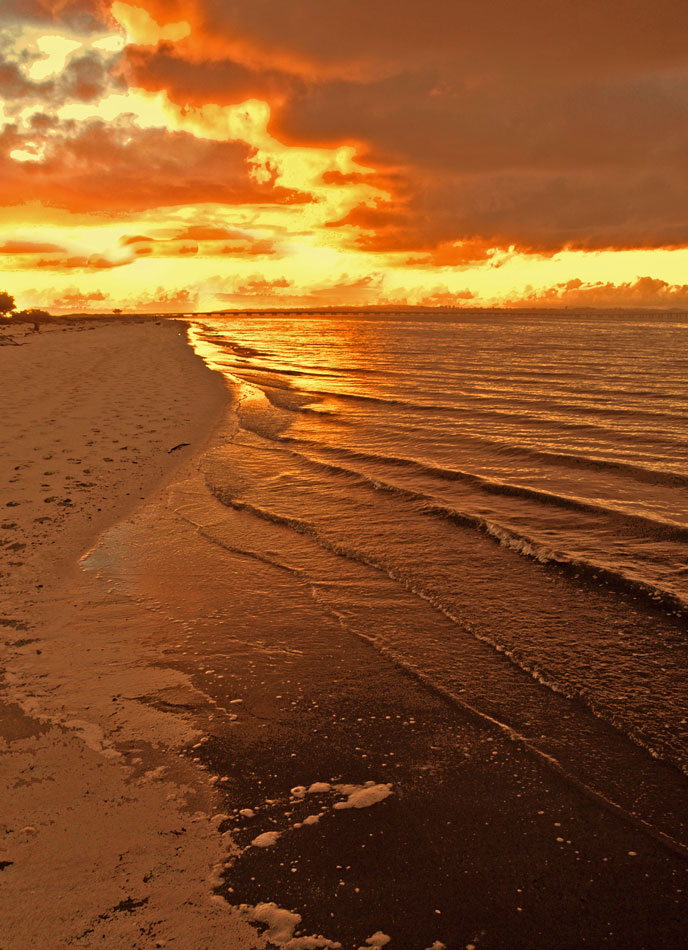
<box><xmin>128</xmin><ymin>286</ymin><xmax>198</xmax><ymax>312</ymax></box>
<box><xmin>5</xmin><ymin>0</ymin><xmax>688</xmax><ymax>310</ymax></box>
<box><xmin>3</xmin><ymin>1</ymin><xmax>109</xmax><ymax>30</ymax></box>
<box><xmin>0</xmin><ymin>120</ymin><xmax>312</xmax><ymax>212</ymax></box>
<box><xmin>234</xmin><ymin>276</ymin><xmax>291</xmax><ymax>295</ymax></box>
<box><xmin>414</xmin><ymin>288</ymin><xmax>475</xmax><ymax>307</ymax></box>
<box><xmin>172</xmin><ymin>226</ymin><xmax>277</xmax><ymax>255</ymax></box>
<box><xmin>511</xmin><ymin>276</ymin><xmax>688</xmax><ymax>309</ymax></box>
<box><xmin>23</xmin><ymin>287</ymin><xmax>109</xmax><ymax>313</ymax></box>
<box><xmin>114</xmin><ymin>226</ymin><xmax>279</xmax><ymax>259</ymax></box>
<box><xmin>115</xmin><ymin>0</ymin><xmax>688</xmax><ymax>253</ymax></box>
<box><xmin>133</xmin><ymin>0</ymin><xmax>688</xmax><ymax>79</ymax></box>
<box><xmin>119</xmin><ymin>234</ymin><xmax>154</xmax><ymax>245</ymax></box>
<box><xmin>33</xmin><ymin>253</ymin><xmax>130</xmax><ymax>269</ymax></box>
<box><xmin>50</xmin><ymin>283</ymin><xmax>199</xmax><ymax>313</ymax></box>
<box><xmin>209</xmin><ymin>272</ymin><xmax>385</xmax><ymax>309</ymax></box>
<box><xmin>111</xmin><ymin>1</ymin><xmax>190</xmax><ymax>45</ymax></box>
<box><xmin>0</xmin><ymin>240</ymin><xmax>65</xmax><ymax>254</ymax></box>
<box><xmin>173</xmin><ymin>225</ymin><xmax>237</xmax><ymax>241</ymax></box>
<box><xmin>405</xmin><ymin>241</ymin><xmax>497</xmax><ymax>268</ymax></box>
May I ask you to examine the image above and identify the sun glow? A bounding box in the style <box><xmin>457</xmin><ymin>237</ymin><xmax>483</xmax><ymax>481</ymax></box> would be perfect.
<box><xmin>110</xmin><ymin>2</ymin><xmax>191</xmax><ymax>46</ymax></box>
<box><xmin>2</xmin><ymin>1</ymin><xmax>687</xmax><ymax>312</ymax></box>
<box><xmin>27</xmin><ymin>35</ymin><xmax>82</xmax><ymax>81</ymax></box>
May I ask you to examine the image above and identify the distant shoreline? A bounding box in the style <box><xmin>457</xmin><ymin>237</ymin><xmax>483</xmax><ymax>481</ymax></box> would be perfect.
<box><xmin>12</xmin><ymin>305</ymin><xmax>688</xmax><ymax>320</ymax></box>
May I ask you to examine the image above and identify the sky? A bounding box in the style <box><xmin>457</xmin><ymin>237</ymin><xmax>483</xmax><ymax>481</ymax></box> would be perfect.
<box><xmin>2</xmin><ymin>0</ymin><xmax>688</xmax><ymax>312</ymax></box>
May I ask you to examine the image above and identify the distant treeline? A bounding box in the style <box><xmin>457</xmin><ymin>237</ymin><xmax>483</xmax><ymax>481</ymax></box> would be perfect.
<box><xmin>0</xmin><ymin>292</ymin><xmax>51</xmax><ymax>322</ymax></box>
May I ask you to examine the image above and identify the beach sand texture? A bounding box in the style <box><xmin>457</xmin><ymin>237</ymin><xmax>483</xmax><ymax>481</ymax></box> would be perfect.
<box><xmin>0</xmin><ymin>320</ymin><xmax>260</xmax><ymax>948</ymax></box>
<box><xmin>1</xmin><ymin>319</ymin><xmax>687</xmax><ymax>950</ymax></box>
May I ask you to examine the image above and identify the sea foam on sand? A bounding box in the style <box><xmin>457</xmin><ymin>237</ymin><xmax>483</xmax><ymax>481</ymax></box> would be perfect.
<box><xmin>240</xmin><ymin>901</ymin><xmax>342</xmax><ymax>948</ymax></box>
<box><xmin>238</xmin><ymin>902</ymin><xmax>398</xmax><ymax>950</ymax></box>
<box><xmin>333</xmin><ymin>783</ymin><xmax>393</xmax><ymax>810</ymax></box>
<box><xmin>251</xmin><ymin>830</ymin><xmax>282</xmax><ymax>848</ymax></box>
<box><xmin>290</xmin><ymin>780</ymin><xmax>393</xmax><ymax>811</ymax></box>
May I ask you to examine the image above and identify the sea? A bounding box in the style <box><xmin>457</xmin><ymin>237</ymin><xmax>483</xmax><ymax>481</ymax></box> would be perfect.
<box><xmin>186</xmin><ymin>309</ymin><xmax>688</xmax><ymax>853</ymax></box>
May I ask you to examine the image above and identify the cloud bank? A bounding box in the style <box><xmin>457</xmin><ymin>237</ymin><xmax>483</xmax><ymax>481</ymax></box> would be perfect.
<box><xmin>2</xmin><ymin>0</ymin><xmax>688</xmax><ymax>309</ymax></box>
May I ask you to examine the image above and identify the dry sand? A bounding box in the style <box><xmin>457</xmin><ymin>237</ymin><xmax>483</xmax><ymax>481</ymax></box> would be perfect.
<box><xmin>0</xmin><ymin>319</ymin><xmax>261</xmax><ymax>949</ymax></box>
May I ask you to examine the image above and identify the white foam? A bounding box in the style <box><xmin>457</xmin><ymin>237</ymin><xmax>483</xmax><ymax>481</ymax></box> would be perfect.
<box><xmin>308</xmin><ymin>782</ymin><xmax>332</xmax><ymax>794</ymax></box>
<box><xmin>241</xmin><ymin>902</ymin><xmax>300</xmax><ymax>942</ymax></box>
<box><xmin>485</xmin><ymin>523</ymin><xmax>557</xmax><ymax>564</ymax></box>
<box><xmin>239</xmin><ymin>902</ymin><xmax>342</xmax><ymax>948</ymax></box>
<box><xmin>333</xmin><ymin>783</ymin><xmax>393</xmax><ymax>810</ymax></box>
<box><xmin>359</xmin><ymin>933</ymin><xmax>391</xmax><ymax>948</ymax></box>
<box><xmin>251</xmin><ymin>830</ymin><xmax>281</xmax><ymax>848</ymax></box>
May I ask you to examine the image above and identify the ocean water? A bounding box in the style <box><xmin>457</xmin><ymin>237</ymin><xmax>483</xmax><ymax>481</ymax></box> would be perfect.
<box><xmin>187</xmin><ymin>310</ymin><xmax>688</xmax><ymax>849</ymax></box>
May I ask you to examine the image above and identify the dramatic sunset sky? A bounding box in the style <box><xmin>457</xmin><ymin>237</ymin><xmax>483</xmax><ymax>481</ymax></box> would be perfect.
<box><xmin>2</xmin><ymin>0</ymin><xmax>688</xmax><ymax>311</ymax></box>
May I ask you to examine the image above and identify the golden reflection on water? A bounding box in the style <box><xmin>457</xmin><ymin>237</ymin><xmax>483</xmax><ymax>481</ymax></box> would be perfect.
<box><xmin>188</xmin><ymin>313</ymin><xmax>397</xmax><ymax>402</ymax></box>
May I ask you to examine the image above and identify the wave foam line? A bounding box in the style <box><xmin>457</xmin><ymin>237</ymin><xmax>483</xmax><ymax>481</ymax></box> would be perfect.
<box><xmin>220</xmin><ymin>417</ymin><xmax>688</xmax><ymax>616</ymax></box>
<box><xmin>234</xmin><ymin>386</ymin><xmax>688</xmax><ymax>491</ymax></box>
<box><xmin>232</xmin><ymin>371</ymin><xmax>688</xmax><ymax>446</ymax></box>
<box><xmin>204</xmin><ymin>477</ymin><xmax>688</xmax><ymax>773</ymax></box>
<box><xmin>295</xmin><ymin>443</ymin><xmax>688</xmax><ymax>537</ymax></box>
<box><xmin>262</xmin><ymin>449</ymin><xmax>687</xmax><ymax>615</ymax></box>
<box><xmin>178</xmin><ymin>489</ymin><xmax>688</xmax><ymax>862</ymax></box>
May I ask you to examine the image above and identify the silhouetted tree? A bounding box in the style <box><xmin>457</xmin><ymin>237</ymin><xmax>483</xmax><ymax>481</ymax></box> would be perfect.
<box><xmin>14</xmin><ymin>308</ymin><xmax>50</xmax><ymax>332</ymax></box>
<box><xmin>17</xmin><ymin>308</ymin><xmax>50</xmax><ymax>320</ymax></box>
<box><xmin>0</xmin><ymin>292</ymin><xmax>16</xmax><ymax>316</ymax></box>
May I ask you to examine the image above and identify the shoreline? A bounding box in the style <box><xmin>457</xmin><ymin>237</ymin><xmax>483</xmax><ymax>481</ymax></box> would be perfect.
<box><xmin>1</xmin><ymin>317</ymin><xmax>687</xmax><ymax>949</ymax></box>
<box><xmin>0</xmin><ymin>318</ymin><xmax>260</xmax><ymax>948</ymax></box>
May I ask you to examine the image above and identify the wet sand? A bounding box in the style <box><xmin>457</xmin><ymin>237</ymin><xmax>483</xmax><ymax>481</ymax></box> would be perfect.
<box><xmin>0</xmin><ymin>318</ymin><xmax>259</xmax><ymax>948</ymax></box>
<box><xmin>104</xmin><ymin>462</ymin><xmax>688</xmax><ymax>949</ymax></box>
<box><xmin>1</xmin><ymin>318</ymin><xmax>686</xmax><ymax>949</ymax></box>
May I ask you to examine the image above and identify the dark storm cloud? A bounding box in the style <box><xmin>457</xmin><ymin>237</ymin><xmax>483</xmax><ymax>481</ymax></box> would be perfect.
<box><xmin>7</xmin><ymin>0</ymin><xmax>688</xmax><ymax>253</ymax></box>
<box><xmin>118</xmin><ymin>0</ymin><xmax>688</xmax><ymax>252</ymax></box>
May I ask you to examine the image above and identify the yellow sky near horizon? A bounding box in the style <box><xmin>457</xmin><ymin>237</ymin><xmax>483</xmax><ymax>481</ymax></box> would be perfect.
<box><xmin>2</xmin><ymin>1</ymin><xmax>688</xmax><ymax>312</ymax></box>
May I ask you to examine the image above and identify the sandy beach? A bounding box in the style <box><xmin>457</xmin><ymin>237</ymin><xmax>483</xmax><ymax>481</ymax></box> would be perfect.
<box><xmin>1</xmin><ymin>318</ymin><xmax>687</xmax><ymax>950</ymax></box>
<box><xmin>3</xmin><ymin>0</ymin><xmax>688</xmax><ymax>944</ymax></box>
<box><xmin>0</xmin><ymin>319</ymin><xmax>261</xmax><ymax>948</ymax></box>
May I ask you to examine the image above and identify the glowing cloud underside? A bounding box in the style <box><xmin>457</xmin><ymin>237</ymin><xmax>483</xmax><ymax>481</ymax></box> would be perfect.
<box><xmin>1</xmin><ymin>0</ymin><xmax>688</xmax><ymax>312</ymax></box>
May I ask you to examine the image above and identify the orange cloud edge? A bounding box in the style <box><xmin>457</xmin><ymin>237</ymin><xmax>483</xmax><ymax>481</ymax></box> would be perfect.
<box><xmin>3</xmin><ymin>0</ymin><xmax>688</xmax><ymax>312</ymax></box>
